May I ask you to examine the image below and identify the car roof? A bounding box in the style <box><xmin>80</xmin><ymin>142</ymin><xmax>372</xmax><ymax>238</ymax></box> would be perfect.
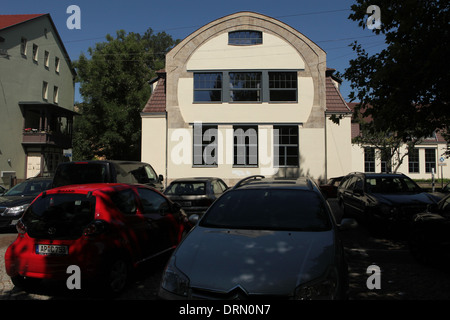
<box><xmin>45</xmin><ymin>183</ymin><xmax>134</xmax><ymax>194</ymax></box>
<box><xmin>232</xmin><ymin>175</ymin><xmax>316</xmax><ymax>192</ymax></box>
<box><xmin>170</xmin><ymin>177</ymin><xmax>221</xmax><ymax>183</ymax></box>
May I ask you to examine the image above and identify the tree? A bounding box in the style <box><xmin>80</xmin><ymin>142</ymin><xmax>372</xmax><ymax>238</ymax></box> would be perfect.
<box><xmin>343</xmin><ymin>0</ymin><xmax>450</xmax><ymax>157</ymax></box>
<box><xmin>73</xmin><ymin>29</ymin><xmax>179</xmax><ymax>161</ymax></box>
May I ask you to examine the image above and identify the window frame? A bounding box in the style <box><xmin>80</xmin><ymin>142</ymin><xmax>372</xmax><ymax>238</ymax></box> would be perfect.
<box><xmin>408</xmin><ymin>148</ymin><xmax>420</xmax><ymax>173</ymax></box>
<box><xmin>193</xmin><ymin>123</ymin><xmax>218</xmax><ymax>167</ymax></box>
<box><xmin>228</xmin><ymin>30</ymin><xmax>263</xmax><ymax>46</ymax></box>
<box><xmin>233</xmin><ymin>125</ymin><xmax>258</xmax><ymax>167</ymax></box>
<box><xmin>425</xmin><ymin>148</ymin><xmax>436</xmax><ymax>173</ymax></box>
<box><xmin>364</xmin><ymin>147</ymin><xmax>375</xmax><ymax>173</ymax></box>
<box><xmin>273</xmin><ymin>125</ymin><xmax>299</xmax><ymax>167</ymax></box>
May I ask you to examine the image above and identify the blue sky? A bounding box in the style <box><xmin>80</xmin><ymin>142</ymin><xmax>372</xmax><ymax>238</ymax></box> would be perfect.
<box><xmin>2</xmin><ymin>0</ymin><xmax>386</xmax><ymax>103</ymax></box>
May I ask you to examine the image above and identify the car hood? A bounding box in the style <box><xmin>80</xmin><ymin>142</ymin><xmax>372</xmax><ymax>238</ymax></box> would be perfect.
<box><xmin>372</xmin><ymin>192</ymin><xmax>435</xmax><ymax>206</ymax></box>
<box><xmin>0</xmin><ymin>195</ymin><xmax>35</xmax><ymax>207</ymax></box>
<box><xmin>173</xmin><ymin>227</ymin><xmax>336</xmax><ymax>295</ymax></box>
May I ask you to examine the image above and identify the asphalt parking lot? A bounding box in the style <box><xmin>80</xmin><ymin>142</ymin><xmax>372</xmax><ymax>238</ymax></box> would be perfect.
<box><xmin>1</xmin><ymin>199</ymin><xmax>450</xmax><ymax>300</ymax></box>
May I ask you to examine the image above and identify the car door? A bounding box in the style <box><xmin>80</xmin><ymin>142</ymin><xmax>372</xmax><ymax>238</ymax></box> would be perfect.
<box><xmin>136</xmin><ymin>187</ymin><xmax>178</xmax><ymax>255</ymax></box>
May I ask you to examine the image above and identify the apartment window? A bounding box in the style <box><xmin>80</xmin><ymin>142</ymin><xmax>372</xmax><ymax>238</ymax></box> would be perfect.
<box><xmin>229</xmin><ymin>72</ymin><xmax>261</xmax><ymax>102</ymax></box>
<box><xmin>44</xmin><ymin>51</ymin><xmax>50</xmax><ymax>68</ymax></box>
<box><xmin>425</xmin><ymin>148</ymin><xmax>436</xmax><ymax>173</ymax></box>
<box><xmin>408</xmin><ymin>148</ymin><xmax>420</xmax><ymax>173</ymax></box>
<box><xmin>364</xmin><ymin>147</ymin><xmax>375</xmax><ymax>173</ymax></box>
<box><xmin>228</xmin><ymin>31</ymin><xmax>262</xmax><ymax>45</ymax></box>
<box><xmin>55</xmin><ymin>57</ymin><xmax>60</xmax><ymax>73</ymax></box>
<box><xmin>233</xmin><ymin>126</ymin><xmax>258</xmax><ymax>166</ymax></box>
<box><xmin>193</xmin><ymin>124</ymin><xmax>217</xmax><ymax>166</ymax></box>
<box><xmin>274</xmin><ymin>126</ymin><xmax>299</xmax><ymax>167</ymax></box>
<box><xmin>32</xmin><ymin>44</ymin><xmax>38</xmax><ymax>62</ymax></box>
<box><xmin>194</xmin><ymin>73</ymin><xmax>222</xmax><ymax>102</ymax></box>
<box><xmin>269</xmin><ymin>72</ymin><xmax>298</xmax><ymax>102</ymax></box>
<box><xmin>42</xmin><ymin>81</ymin><xmax>48</xmax><ymax>100</ymax></box>
<box><xmin>53</xmin><ymin>86</ymin><xmax>59</xmax><ymax>104</ymax></box>
<box><xmin>21</xmin><ymin>37</ymin><xmax>27</xmax><ymax>56</ymax></box>
<box><xmin>380</xmin><ymin>149</ymin><xmax>392</xmax><ymax>173</ymax></box>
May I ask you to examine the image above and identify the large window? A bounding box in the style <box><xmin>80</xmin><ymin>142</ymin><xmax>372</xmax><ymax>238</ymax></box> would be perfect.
<box><xmin>233</xmin><ymin>126</ymin><xmax>258</xmax><ymax>166</ymax></box>
<box><xmin>193</xmin><ymin>71</ymin><xmax>298</xmax><ymax>103</ymax></box>
<box><xmin>269</xmin><ymin>72</ymin><xmax>297</xmax><ymax>102</ymax></box>
<box><xmin>228</xmin><ymin>31</ymin><xmax>262</xmax><ymax>45</ymax></box>
<box><xmin>194</xmin><ymin>73</ymin><xmax>222</xmax><ymax>102</ymax></box>
<box><xmin>274</xmin><ymin>126</ymin><xmax>299</xmax><ymax>167</ymax></box>
<box><xmin>425</xmin><ymin>148</ymin><xmax>436</xmax><ymax>173</ymax></box>
<box><xmin>193</xmin><ymin>124</ymin><xmax>218</xmax><ymax>166</ymax></box>
<box><xmin>229</xmin><ymin>72</ymin><xmax>261</xmax><ymax>102</ymax></box>
<box><xmin>364</xmin><ymin>148</ymin><xmax>375</xmax><ymax>173</ymax></box>
<box><xmin>408</xmin><ymin>148</ymin><xmax>420</xmax><ymax>173</ymax></box>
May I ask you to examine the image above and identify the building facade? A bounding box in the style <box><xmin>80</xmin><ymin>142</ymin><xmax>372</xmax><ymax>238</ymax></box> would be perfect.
<box><xmin>0</xmin><ymin>14</ymin><xmax>76</xmax><ymax>187</ymax></box>
<box><xmin>141</xmin><ymin>12</ymin><xmax>352</xmax><ymax>186</ymax></box>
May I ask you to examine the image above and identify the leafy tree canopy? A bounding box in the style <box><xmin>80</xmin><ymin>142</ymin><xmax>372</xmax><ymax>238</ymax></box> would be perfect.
<box><xmin>73</xmin><ymin>29</ymin><xmax>179</xmax><ymax>161</ymax></box>
<box><xmin>344</xmin><ymin>0</ymin><xmax>449</xmax><ymax>155</ymax></box>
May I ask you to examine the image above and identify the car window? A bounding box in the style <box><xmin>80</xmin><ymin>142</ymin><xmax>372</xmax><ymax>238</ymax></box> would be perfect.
<box><xmin>365</xmin><ymin>177</ymin><xmax>421</xmax><ymax>193</ymax></box>
<box><xmin>200</xmin><ymin>189</ymin><xmax>331</xmax><ymax>231</ymax></box>
<box><xmin>137</xmin><ymin>188</ymin><xmax>170</xmax><ymax>214</ymax></box>
<box><xmin>212</xmin><ymin>181</ymin><xmax>224</xmax><ymax>194</ymax></box>
<box><xmin>340</xmin><ymin>176</ymin><xmax>353</xmax><ymax>190</ymax></box>
<box><xmin>165</xmin><ymin>182</ymin><xmax>206</xmax><ymax>195</ymax></box>
<box><xmin>22</xmin><ymin>193</ymin><xmax>96</xmax><ymax>239</ymax></box>
<box><xmin>114</xmin><ymin>163</ymin><xmax>158</xmax><ymax>184</ymax></box>
<box><xmin>53</xmin><ymin>163</ymin><xmax>108</xmax><ymax>187</ymax></box>
<box><xmin>110</xmin><ymin>189</ymin><xmax>137</xmax><ymax>215</ymax></box>
<box><xmin>354</xmin><ymin>178</ymin><xmax>364</xmax><ymax>191</ymax></box>
<box><xmin>441</xmin><ymin>197</ymin><xmax>450</xmax><ymax>214</ymax></box>
<box><xmin>346</xmin><ymin>176</ymin><xmax>358</xmax><ymax>190</ymax></box>
<box><xmin>218</xmin><ymin>180</ymin><xmax>228</xmax><ymax>191</ymax></box>
<box><xmin>3</xmin><ymin>180</ymin><xmax>52</xmax><ymax>197</ymax></box>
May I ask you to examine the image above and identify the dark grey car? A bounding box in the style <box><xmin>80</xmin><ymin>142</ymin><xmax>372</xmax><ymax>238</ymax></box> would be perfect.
<box><xmin>164</xmin><ymin>177</ymin><xmax>228</xmax><ymax>217</ymax></box>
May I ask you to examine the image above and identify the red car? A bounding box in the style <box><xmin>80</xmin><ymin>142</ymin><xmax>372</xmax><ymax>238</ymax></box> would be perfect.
<box><xmin>4</xmin><ymin>183</ymin><xmax>190</xmax><ymax>294</ymax></box>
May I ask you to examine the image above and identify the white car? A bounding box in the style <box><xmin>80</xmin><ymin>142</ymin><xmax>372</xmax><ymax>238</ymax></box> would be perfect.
<box><xmin>159</xmin><ymin>175</ymin><xmax>351</xmax><ymax>300</ymax></box>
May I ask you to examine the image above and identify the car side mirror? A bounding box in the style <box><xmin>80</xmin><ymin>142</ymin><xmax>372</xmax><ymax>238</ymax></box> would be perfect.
<box><xmin>159</xmin><ymin>174</ymin><xmax>164</xmax><ymax>182</ymax></box>
<box><xmin>339</xmin><ymin>218</ymin><xmax>358</xmax><ymax>231</ymax></box>
<box><xmin>188</xmin><ymin>214</ymin><xmax>200</xmax><ymax>225</ymax></box>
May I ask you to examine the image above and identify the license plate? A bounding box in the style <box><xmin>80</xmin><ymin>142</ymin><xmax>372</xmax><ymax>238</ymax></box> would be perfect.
<box><xmin>180</xmin><ymin>201</ymin><xmax>192</xmax><ymax>207</ymax></box>
<box><xmin>36</xmin><ymin>244</ymin><xmax>69</xmax><ymax>255</ymax></box>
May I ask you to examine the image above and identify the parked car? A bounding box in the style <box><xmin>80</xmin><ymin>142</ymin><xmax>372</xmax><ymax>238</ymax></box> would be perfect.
<box><xmin>409</xmin><ymin>193</ymin><xmax>450</xmax><ymax>265</ymax></box>
<box><xmin>319</xmin><ymin>176</ymin><xmax>343</xmax><ymax>198</ymax></box>
<box><xmin>159</xmin><ymin>175</ymin><xmax>350</xmax><ymax>300</ymax></box>
<box><xmin>337</xmin><ymin>172</ymin><xmax>438</xmax><ymax>234</ymax></box>
<box><xmin>164</xmin><ymin>177</ymin><xmax>228</xmax><ymax>217</ymax></box>
<box><xmin>0</xmin><ymin>177</ymin><xmax>53</xmax><ymax>231</ymax></box>
<box><xmin>5</xmin><ymin>183</ymin><xmax>191</xmax><ymax>294</ymax></box>
<box><xmin>0</xmin><ymin>185</ymin><xmax>6</xmax><ymax>195</ymax></box>
<box><xmin>52</xmin><ymin>160</ymin><xmax>164</xmax><ymax>191</ymax></box>
<box><xmin>431</xmin><ymin>182</ymin><xmax>450</xmax><ymax>199</ymax></box>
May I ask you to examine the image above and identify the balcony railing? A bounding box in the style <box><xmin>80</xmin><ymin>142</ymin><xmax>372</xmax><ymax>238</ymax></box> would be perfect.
<box><xmin>22</xmin><ymin>129</ymin><xmax>72</xmax><ymax>149</ymax></box>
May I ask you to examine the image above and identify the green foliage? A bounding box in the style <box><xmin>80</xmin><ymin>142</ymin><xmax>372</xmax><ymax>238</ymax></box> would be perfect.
<box><xmin>72</xmin><ymin>29</ymin><xmax>178</xmax><ymax>161</ymax></box>
<box><xmin>344</xmin><ymin>0</ymin><xmax>449</xmax><ymax>156</ymax></box>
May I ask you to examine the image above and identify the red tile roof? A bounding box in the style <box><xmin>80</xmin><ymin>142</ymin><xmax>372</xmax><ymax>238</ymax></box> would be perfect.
<box><xmin>0</xmin><ymin>14</ymin><xmax>46</xmax><ymax>30</ymax></box>
<box><xmin>142</xmin><ymin>74</ymin><xmax>166</xmax><ymax>113</ymax></box>
<box><xmin>325</xmin><ymin>76</ymin><xmax>351</xmax><ymax>113</ymax></box>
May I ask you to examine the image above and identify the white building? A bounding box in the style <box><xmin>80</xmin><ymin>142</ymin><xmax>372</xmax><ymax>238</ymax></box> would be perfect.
<box><xmin>141</xmin><ymin>12</ymin><xmax>354</xmax><ymax>186</ymax></box>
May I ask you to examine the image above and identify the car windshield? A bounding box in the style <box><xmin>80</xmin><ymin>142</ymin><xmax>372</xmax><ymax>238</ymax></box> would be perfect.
<box><xmin>53</xmin><ymin>163</ymin><xmax>108</xmax><ymax>187</ymax></box>
<box><xmin>4</xmin><ymin>180</ymin><xmax>52</xmax><ymax>197</ymax></box>
<box><xmin>365</xmin><ymin>177</ymin><xmax>422</xmax><ymax>194</ymax></box>
<box><xmin>200</xmin><ymin>189</ymin><xmax>332</xmax><ymax>231</ymax></box>
<box><xmin>165</xmin><ymin>182</ymin><xmax>206</xmax><ymax>195</ymax></box>
<box><xmin>22</xmin><ymin>193</ymin><xmax>96</xmax><ymax>239</ymax></box>
<box><xmin>114</xmin><ymin>163</ymin><xmax>158</xmax><ymax>184</ymax></box>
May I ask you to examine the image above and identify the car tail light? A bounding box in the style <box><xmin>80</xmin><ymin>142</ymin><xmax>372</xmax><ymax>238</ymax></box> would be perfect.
<box><xmin>83</xmin><ymin>220</ymin><xmax>107</xmax><ymax>236</ymax></box>
<box><xmin>16</xmin><ymin>219</ymin><xmax>27</xmax><ymax>234</ymax></box>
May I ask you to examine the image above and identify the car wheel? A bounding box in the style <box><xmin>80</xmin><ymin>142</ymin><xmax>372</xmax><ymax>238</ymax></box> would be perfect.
<box><xmin>103</xmin><ymin>256</ymin><xmax>130</xmax><ymax>295</ymax></box>
<box><xmin>11</xmin><ymin>276</ymin><xmax>42</xmax><ymax>290</ymax></box>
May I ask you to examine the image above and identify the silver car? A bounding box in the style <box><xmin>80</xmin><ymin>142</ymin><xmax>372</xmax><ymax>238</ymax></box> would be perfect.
<box><xmin>159</xmin><ymin>176</ymin><xmax>350</xmax><ymax>300</ymax></box>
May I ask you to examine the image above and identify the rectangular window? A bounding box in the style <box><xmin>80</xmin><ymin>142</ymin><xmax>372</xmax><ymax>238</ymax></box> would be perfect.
<box><xmin>380</xmin><ymin>149</ymin><xmax>392</xmax><ymax>173</ymax></box>
<box><xmin>364</xmin><ymin>147</ymin><xmax>375</xmax><ymax>173</ymax></box>
<box><xmin>44</xmin><ymin>51</ymin><xmax>49</xmax><ymax>68</ymax></box>
<box><xmin>194</xmin><ymin>73</ymin><xmax>222</xmax><ymax>102</ymax></box>
<box><xmin>21</xmin><ymin>37</ymin><xmax>27</xmax><ymax>56</ymax></box>
<box><xmin>274</xmin><ymin>126</ymin><xmax>299</xmax><ymax>167</ymax></box>
<box><xmin>269</xmin><ymin>72</ymin><xmax>298</xmax><ymax>102</ymax></box>
<box><xmin>228</xmin><ymin>31</ymin><xmax>262</xmax><ymax>45</ymax></box>
<box><xmin>229</xmin><ymin>72</ymin><xmax>261</xmax><ymax>102</ymax></box>
<box><xmin>425</xmin><ymin>148</ymin><xmax>436</xmax><ymax>173</ymax></box>
<box><xmin>32</xmin><ymin>44</ymin><xmax>38</xmax><ymax>62</ymax></box>
<box><xmin>408</xmin><ymin>148</ymin><xmax>420</xmax><ymax>173</ymax></box>
<box><xmin>42</xmin><ymin>81</ymin><xmax>48</xmax><ymax>100</ymax></box>
<box><xmin>55</xmin><ymin>57</ymin><xmax>60</xmax><ymax>73</ymax></box>
<box><xmin>234</xmin><ymin>126</ymin><xmax>258</xmax><ymax>166</ymax></box>
<box><xmin>193</xmin><ymin>123</ymin><xmax>218</xmax><ymax>166</ymax></box>
<box><xmin>53</xmin><ymin>86</ymin><xmax>59</xmax><ymax>104</ymax></box>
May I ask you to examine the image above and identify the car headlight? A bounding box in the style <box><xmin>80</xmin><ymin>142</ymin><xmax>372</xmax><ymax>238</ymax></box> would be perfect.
<box><xmin>294</xmin><ymin>269</ymin><xmax>339</xmax><ymax>300</ymax></box>
<box><xmin>160</xmin><ymin>256</ymin><xmax>190</xmax><ymax>297</ymax></box>
<box><xmin>2</xmin><ymin>204</ymin><xmax>29</xmax><ymax>217</ymax></box>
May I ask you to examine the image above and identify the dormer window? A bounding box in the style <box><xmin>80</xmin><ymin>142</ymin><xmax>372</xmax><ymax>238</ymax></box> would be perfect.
<box><xmin>228</xmin><ymin>31</ymin><xmax>262</xmax><ymax>45</ymax></box>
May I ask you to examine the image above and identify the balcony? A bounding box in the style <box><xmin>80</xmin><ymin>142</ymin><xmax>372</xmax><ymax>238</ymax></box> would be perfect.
<box><xmin>22</xmin><ymin>129</ymin><xmax>72</xmax><ymax>149</ymax></box>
